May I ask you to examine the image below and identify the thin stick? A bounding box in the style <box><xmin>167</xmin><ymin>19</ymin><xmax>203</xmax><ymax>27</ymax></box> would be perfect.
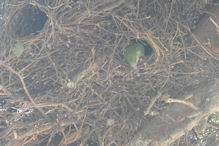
<box><xmin>144</xmin><ymin>92</ymin><xmax>161</xmax><ymax>116</ymax></box>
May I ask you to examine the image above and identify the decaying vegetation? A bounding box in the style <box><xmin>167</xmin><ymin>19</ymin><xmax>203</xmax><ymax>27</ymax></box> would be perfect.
<box><xmin>0</xmin><ymin>0</ymin><xmax>218</xmax><ymax>145</ymax></box>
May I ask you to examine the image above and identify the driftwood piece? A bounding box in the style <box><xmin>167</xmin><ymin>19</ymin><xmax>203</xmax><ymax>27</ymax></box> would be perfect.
<box><xmin>127</xmin><ymin>78</ymin><xmax>219</xmax><ymax>146</ymax></box>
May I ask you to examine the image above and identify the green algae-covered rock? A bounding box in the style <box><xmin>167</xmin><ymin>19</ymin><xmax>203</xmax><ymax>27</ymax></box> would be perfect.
<box><xmin>124</xmin><ymin>42</ymin><xmax>145</xmax><ymax>69</ymax></box>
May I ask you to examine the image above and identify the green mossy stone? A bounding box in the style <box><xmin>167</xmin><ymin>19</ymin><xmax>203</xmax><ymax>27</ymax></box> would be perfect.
<box><xmin>13</xmin><ymin>42</ymin><xmax>24</xmax><ymax>57</ymax></box>
<box><xmin>124</xmin><ymin>42</ymin><xmax>145</xmax><ymax>68</ymax></box>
